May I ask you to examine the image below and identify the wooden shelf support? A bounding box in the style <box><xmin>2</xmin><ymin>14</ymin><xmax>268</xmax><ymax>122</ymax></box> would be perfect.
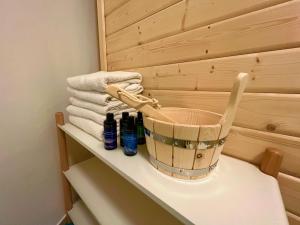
<box><xmin>55</xmin><ymin>112</ymin><xmax>73</xmax><ymax>222</ymax></box>
<box><xmin>260</xmin><ymin>148</ymin><xmax>283</xmax><ymax>178</ymax></box>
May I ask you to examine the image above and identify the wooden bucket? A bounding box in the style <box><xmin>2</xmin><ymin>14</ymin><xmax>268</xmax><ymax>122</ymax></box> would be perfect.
<box><xmin>106</xmin><ymin>73</ymin><xmax>249</xmax><ymax>180</ymax></box>
<box><xmin>143</xmin><ymin>108</ymin><xmax>224</xmax><ymax>179</ymax></box>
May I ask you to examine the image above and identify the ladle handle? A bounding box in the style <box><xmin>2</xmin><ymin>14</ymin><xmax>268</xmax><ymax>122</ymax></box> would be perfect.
<box><xmin>106</xmin><ymin>85</ymin><xmax>175</xmax><ymax>123</ymax></box>
<box><xmin>219</xmin><ymin>73</ymin><xmax>249</xmax><ymax>138</ymax></box>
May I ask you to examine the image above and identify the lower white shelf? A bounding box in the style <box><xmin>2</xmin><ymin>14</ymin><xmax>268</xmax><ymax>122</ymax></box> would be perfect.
<box><xmin>69</xmin><ymin>200</ymin><xmax>99</xmax><ymax>225</ymax></box>
<box><xmin>65</xmin><ymin>157</ymin><xmax>182</xmax><ymax>225</ymax></box>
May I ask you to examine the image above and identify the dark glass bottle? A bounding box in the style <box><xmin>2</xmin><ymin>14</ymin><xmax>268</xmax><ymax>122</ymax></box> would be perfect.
<box><xmin>123</xmin><ymin>116</ymin><xmax>137</xmax><ymax>156</ymax></box>
<box><xmin>120</xmin><ymin>112</ymin><xmax>129</xmax><ymax>147</ymax></box>
<box><xmin>135</xmin><ymin>112</ymin><xmax>146</xmax><ymax>145</ymax></box>
<box><xmin>103</xmin><ymin>113</ymin><xmax>117</xmax><ymax>150</ymax></box>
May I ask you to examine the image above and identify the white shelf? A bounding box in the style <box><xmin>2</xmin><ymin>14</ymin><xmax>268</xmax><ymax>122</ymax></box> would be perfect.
<box><xmin>69</xmin><ymin>200</ymin><xmax>99</xmax><ymax>225</ymax></box>
<box><xmin>65</xmin><ymin>157</ymin><xmax>182</xmax><ymax>225</ymax></box>
<box><xmin>61</xmin><ymin>123</ymin><xmax>288</xmax><ymax>225</ymax></box>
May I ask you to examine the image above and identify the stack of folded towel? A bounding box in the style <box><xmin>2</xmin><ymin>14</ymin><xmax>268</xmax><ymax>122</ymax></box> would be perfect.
<box><xmin>66</xmin><ymin>71</ymin><xmax>142</xmax><ymax>140</ymax></box>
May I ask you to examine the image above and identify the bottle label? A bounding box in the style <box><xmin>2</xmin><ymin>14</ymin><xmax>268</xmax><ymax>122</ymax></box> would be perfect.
<box><xmin>104</xmin><ymin>131</ymin><xmax>117</xmax><ymax>149</ymax></box>
<box><xmin>124</xmin><ymin>134</ymin><xmax>137</xmax><ymax>154</ymax></box>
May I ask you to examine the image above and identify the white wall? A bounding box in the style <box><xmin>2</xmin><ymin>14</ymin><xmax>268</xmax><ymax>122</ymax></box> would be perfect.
<box><xmin>0</xmin><ymin>0</ymin><xmax>99</xmax><ymax>224</ymax></box>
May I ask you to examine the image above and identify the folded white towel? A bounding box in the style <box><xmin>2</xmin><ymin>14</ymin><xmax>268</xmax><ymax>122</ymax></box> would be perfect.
<box><xmin>69</xmin><ymin>116</ymin><xmax>104</xmax><ymax>141</ymax></box>
<box><xmin>67</xmin><ymin>71</ymin><xmax>142</xmax><ymax>92</ymax></box>
<box><xmin>67</xmin><ymin>86</ymin><xmax>143</xmax><ymax>105</ymax></box>
<box><xmin>67</xmin><ymin>105</ymin><xmax>122</xmax><ymax>125</ymax></box>
<box><xmin>69</xmin><ymin>97</ymin><xmax>135</xmax><ymax>115</ymax></box>
<box><xmin>67</xmin><ymin>87</ymin><xmax>113</xmax><ymax>105</ymax></box>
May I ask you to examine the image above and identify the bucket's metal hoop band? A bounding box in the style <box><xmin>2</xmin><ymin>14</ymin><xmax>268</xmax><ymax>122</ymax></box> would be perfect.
<box><xmin>144</xmin><ymin>128</ymin><xmax>226</xmax><ymax>150</ymax></box>
<box><xmin>149</xmin><ymin>156</ymin><xmax>218</xmax><ymax>177</ymax></box>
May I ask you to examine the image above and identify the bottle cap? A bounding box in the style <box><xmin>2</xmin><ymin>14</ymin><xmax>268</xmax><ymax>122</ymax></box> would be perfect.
<box><xmin>137</xmin><ymin>111</ymin><xmax>143</xmax><ymax>119</ymax></box>
<box><xmin>106</xmin><ymin>113</ymin><xmax>114</xmax><ymax>121</ymax></box>
<box><xmin>122</xmin><ymin>111</ymin><xmax>129</xmax><ymax>120</ymax></box>
<box><xmin>127</xmin><ymin>116</ymin><xmax>135</xmax><ymax>130</ymax></box>
<box><xmin>136</xmin><ymin>112</ymin><xmax>143</xmax><ymax>124</ymax></box>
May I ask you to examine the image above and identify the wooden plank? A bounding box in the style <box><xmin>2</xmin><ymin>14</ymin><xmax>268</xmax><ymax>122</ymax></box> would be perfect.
<box><xmin>134</xmin><ymin>48</ymin><xmax>300</xmax><ymax>94</ymax></box>
<box><xmin>278</xmin><ymin>173</ymin><xmax>300</xmax><ymax>216</ymax></box>
<box><xmin>104</xmin><ymin>0</ymin><xmax>129</xmax><ymax>16</ymax></box>
<box><xmin>173</xmin><ymin>124</ymin><xmax>199</xmax><ymax>174</ymax></box>
<box><xmin>153</xmin><ymin>120</ymin><xmax>174</xmax><ymax>176</ymax></box>
<box><xmin>144</xmin><ymin>90</ymin><xmax>300</xmax><ymax>137</ymax></box>
<box><xmin>106</xmin><ymin>1</ymin><xmax>185</xmax><ymax>54</ymax></box>
<box><xmin>224</xmin><ymin>126</ymin><xmax>300</xmax><ymax>178</ymax></box>
<box><xmin>105</xmin><ymin>0</ymin><xmax>181</xmax><ymax>35</ymax></box>
<box><xmin>96</xmin><ymin>0</ymin><xmax>107</xmax><ymax>70</ymax></box>
<box><xmin>55</xmin><ymin>113</ymin><xmax>72</xmax><ymax>223</ymax></box>
<box><xmin>107</xmin><ymin>0</ymin><xmax>300</xmax><ymax>70</ymax></box>
<box><xmin>287</xmin><ymin>211</ymin><xmax>300</xmax><ymax>225</ymax></box>
<box><xmin>194</xmin><ymin>125</ymin><xmax>221</xmax><ymax>175</ymax></box>
<box><xmin>143</xmin><ymin>117</ymin><xmax>157</xmax><ymax>159</ymax></box>
<box><xmin>106</xmin><ymin>0</ymin><xmax>289</xmax><ymax>54</ymax></box>
<box><xmin>183</xmin><ymin>0</ymin><xmax>289</xmax><ymax>29</ymax></box>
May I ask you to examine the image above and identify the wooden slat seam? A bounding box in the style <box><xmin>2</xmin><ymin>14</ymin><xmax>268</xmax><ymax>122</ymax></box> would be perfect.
<box><xmin>107</xmin><ymin>0</ymin><xmax>300</xmax><ymax>70</ymax></box>
<box><xmin>105</xmin><ymin>0</ymin><xmax>129</xmax><ymax>17</ymax></box>
<box><xmin>106</xmin><ymin>0</ymin><xmax>183</xmax><ymax>36</ymax></box>
<box><xmin>106</xmin><ymin>0</ymin><xmax>291</xmax><ymax>54</ymax></box>
<box><xmin>287</xmin><ymin>211</ymin><xmax>300</xmax><ymax>224</ymax></box>
<box><xmin>108</xmin><ymin>45</ymin><xmax>300</xmax><ymax>71</ymax></box>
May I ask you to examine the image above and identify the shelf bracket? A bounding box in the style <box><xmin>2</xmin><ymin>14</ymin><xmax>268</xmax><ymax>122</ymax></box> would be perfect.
<box><xmin>260</xmin><ymin>148</ymin><xmax>283</xmax><ymax>178</ymax></box>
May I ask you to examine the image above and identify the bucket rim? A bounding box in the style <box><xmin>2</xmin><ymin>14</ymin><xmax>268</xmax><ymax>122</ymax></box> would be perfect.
<box><xmin>143</xmin><ymin>107</ymin><xmax>223</xmax><ymax>127</ymax></box>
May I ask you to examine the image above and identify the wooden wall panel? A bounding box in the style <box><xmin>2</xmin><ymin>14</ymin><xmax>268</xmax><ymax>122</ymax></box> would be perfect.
<box><xmin>287</xmin><ymin>212</ymin><xmax>300</xmax><ymax>225</ymax></box>
<box><xmin>97</xmin><ymin>0</ymin><xmax>107</xmax><ymax>70</ymax></box>
<box><xmin>106</xmin><ymin>0</ymin><xmax>289</xmax><ymax>54</ymax></box>
<box><xmin>133</xmin><ymin>48</ymin><xmax>300</xmax><ymax>93</ymax></box>
<box><xmin>183</xmin><ymin>0</ymin><xmax>289</xmax><ymax>30</ymax></box>
<box><xmin>107</xmin><ymin>0</ymin><xmax>300</xmax><ymax>70</ymax></box>
<box><xmin>101</xmin><ymin>0</ymin><xmax>300</xmax><ymax>217</ymax></box>
<box><xmin>104</xmin><ymin>0</ymin><xmax>129</xmax><ymax>16</ymax></box>
<box><xmin>278</xmin><ymin>173</ymin><xmax>300</xmax><ymax>215</ymax></box>
<box><xmin>144</xmin><ymin>90</ymin><xmax>300</xmax><ymax>137</ymax></box>
<box><xmin>105</xmin><ymin>0</ymin><xmax>181</xmax><ymax>35</ymax></box>
<box><xmin>106</xmin><ymin>1</ymin><xmax>185</xmax><ymax>54</ymax></box>
<box><xmin>224</xmin><ymin>127</ymin><xmax>300</xmax><ymax>177</ymax></box>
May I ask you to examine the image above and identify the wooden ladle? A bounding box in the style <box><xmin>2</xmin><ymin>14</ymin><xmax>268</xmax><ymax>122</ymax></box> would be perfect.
<box><xmin>105</xmin><ymin>73</ymin><xmax>249</xmax><ymax>127</ymax></box>
<box><xmin>106</xmin><ymin>84</ymin><xmax>176</xmax><ymax>122</ymax></box>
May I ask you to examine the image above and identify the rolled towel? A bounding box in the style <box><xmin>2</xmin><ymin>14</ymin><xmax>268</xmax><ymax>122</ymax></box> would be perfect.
<box><xmin>69</xmin><ymin>97</ymin><xmax>135</xmax><ymax>115</ymax></box>
<box><xmin>67</xmin><ymin>87</ymin><xmax>113</xmax><ymax>105</ymax></box>
<box><xmin>123</xmin><ymin>83</ymin><xmax>143</xmax><ymax>93</ymax></box>
<box><xmin>67</xmin><ymin>71</ymin><xmax>142</xmax><ymax>92</ymax></box>
<box><xmin>67</xmin><ymin>105</ymin><xmax>122</xmax><ymax>125</ymax></box>
<box><xmin>69</xmin><ymin>116</ymin><xmax>104</xmax><ymax>141</ymax></box>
